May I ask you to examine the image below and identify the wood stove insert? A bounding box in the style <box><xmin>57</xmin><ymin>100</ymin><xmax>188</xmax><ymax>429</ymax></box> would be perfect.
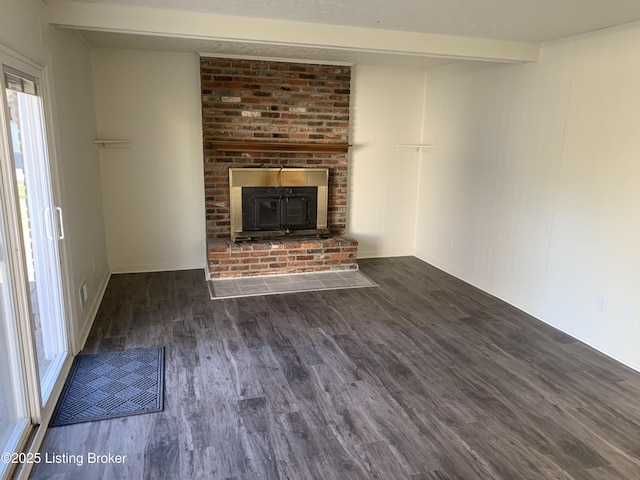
<box><xmin>229</xmin><ymin>167</ymin><xmax>329</xmax><ymax>242</ymax></box>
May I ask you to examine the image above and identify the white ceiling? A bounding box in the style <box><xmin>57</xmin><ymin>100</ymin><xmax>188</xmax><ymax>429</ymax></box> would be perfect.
<box><xmin>73</xmin><ymin>0</ymin><xmax>640</xmax><ymax>43</ymax></box>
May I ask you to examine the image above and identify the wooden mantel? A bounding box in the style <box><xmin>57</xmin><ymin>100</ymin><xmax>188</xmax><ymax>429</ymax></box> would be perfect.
<box><xmin>211</xmin><ymin>140</ymin><xmax>351</xmax><ymax>154</ymax></box>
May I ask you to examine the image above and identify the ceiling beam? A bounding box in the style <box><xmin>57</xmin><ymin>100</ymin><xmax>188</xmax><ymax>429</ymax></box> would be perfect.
<box><xmin>47</xmin><ymin>1</ymin><xmax>539</xmax><ymax>63</ymax></box>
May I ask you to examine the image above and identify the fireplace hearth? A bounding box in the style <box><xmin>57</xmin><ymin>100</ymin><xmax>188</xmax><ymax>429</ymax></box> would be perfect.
<box><xmin>208</xmin><ymin>164</ymin><xmax>358</xmax><ymax>279</ymax></box>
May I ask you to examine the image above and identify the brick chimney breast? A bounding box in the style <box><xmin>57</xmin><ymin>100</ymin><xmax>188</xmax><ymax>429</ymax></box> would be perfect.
<box><xmin>201</xmin><ymin>57</ymin><xmax>356</xmax><ymax>279</ymax></box>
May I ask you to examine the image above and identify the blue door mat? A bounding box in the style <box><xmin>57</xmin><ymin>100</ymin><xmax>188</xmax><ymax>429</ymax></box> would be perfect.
<box><xmin>50</xmin><ymin>347</ymin><xmax>164</xmax><ymax>427</ymax></box>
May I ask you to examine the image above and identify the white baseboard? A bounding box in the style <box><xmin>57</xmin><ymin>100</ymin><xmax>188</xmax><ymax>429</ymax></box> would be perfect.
<box><xmin>110</xmin><ymin>261</ymin><xmax>206</xmax><ymax>274</ymax></box>
<box><xmin>357</xmin><ymin>250</ymin><xmax>413</xmax><ymax>259</ymax></box>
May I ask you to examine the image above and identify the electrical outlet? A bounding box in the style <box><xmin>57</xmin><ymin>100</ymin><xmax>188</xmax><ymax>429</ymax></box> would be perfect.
<box><xmin>79</xmin><ymin>281</ymin><xmax>88</xmax><ymax>312</ymax></box>
<box><xmin>623</xmin><ymin>306</ymin><xmax>635</xmax><ymax>324</ymax></box>
<box><xmin>597</xmin><ymin>296</ymin><xmax>608</xmax><ymax>312</ymax></box>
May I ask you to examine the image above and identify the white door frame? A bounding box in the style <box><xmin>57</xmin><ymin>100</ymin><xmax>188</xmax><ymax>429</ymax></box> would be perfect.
<box><xmin>0</xmin><ymin>46</ymin><xmax>70</xmax><ymax>427</ymax></box>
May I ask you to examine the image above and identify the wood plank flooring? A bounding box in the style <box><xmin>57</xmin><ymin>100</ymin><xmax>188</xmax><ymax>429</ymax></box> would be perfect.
<box><xmin>31</xmin><ymin>257</ymin><xmax>640</xmax><ymax>479</ymax></box>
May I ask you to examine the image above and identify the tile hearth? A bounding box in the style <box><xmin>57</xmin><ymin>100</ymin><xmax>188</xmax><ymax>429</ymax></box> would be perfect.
<box><xmin>207</xmin><ymin>270</ymin><xmax>377</xmax><ymax>300</ymax></box>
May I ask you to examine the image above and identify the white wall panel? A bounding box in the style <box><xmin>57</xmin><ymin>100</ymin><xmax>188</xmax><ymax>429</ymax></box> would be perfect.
<box><xmin>92</xmin><ymin>49</ymin><xmax>206</xmax><ymax>272</ymax></box>
<box><xmin>0</xmin><ymin>0</ymin><xmax>48</xmax><ymax>64</ymax></box>
<box><xmin>349</xmin><ymin>64</ymin><xmax>426</xmax><ymax>258</ymax></box>
<box><xmin>416</xmin><ymin>24</ymin><xmax>640</xmax><ymax>371</ymax></box>
<box><xmin>49</xmin><ymin>27</ymin><xmax>110</xmax><ymax>351</ymax></box>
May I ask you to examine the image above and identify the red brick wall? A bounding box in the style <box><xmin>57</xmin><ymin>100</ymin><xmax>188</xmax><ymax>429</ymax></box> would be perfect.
<box><xmin>200</xmin><ymin>58</ymin><xmax>351</xmax><ymax>239</ymax></box>
<box><xmin>208</xmin><ymin>237</ymin><xmax>358</xmax><ymax>278</ymax></box>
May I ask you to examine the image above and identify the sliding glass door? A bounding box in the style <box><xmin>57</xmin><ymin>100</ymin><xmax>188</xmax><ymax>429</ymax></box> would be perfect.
<box><xmin>0</xmin><ymin>196</ymin><xmax>30</xmax><ymax>480</ymax></box>
<box><xmin>4</xmin><ymin>70</ymin><xmax>67</xmax><ymax>401</ymax></box>
<box><xmin>0</xmin><ymin>52</ymin><xmax>69</xmax><ymax>478</ymax></box>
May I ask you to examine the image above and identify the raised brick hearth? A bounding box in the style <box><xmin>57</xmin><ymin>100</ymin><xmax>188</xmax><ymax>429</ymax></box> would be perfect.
<box><xmin>201</xmin><ymin>57</ymin><xmax>358</xmax><ymax>279</ymax></box>
<box><xmin>208</xmin><ymin>236</ymin><xmax>358</xmax><ymax>278</ymax></box>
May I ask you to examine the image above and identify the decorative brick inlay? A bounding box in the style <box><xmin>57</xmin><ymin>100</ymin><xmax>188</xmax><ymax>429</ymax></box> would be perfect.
<box><xmin>208</xmin><ymin>236</ymin><xmax>358</xmax><ymax>278</ymax></box>
<box><xmin>200</xmin><ymin>58</ymin><xmax>351</xmax><ymax>239</ymax></box>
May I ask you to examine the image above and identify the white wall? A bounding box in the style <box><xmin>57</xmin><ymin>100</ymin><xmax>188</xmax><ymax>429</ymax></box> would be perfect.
<box><xmin>92</xmin><ymin>49</ymin><xmax>206</xmax><ymax>273</ymax></box>
<box><xmin>0</xmin><ymin>0</ymin><xmax>48</xmax><ymax>64</ymax></box>
<box><xmin>416</xmin><ymin>23</ymin><xmax>640</xmax><ymax>371</ymax></box>
<box><xmin>349</xmin><ymin>64</ymin><xmax>426</xmax><ymax>258</ymax></box>
<box><xmin>48</xmin><ymin>27</ymin><xmax>110</xmax><ymax>351</ymax></box>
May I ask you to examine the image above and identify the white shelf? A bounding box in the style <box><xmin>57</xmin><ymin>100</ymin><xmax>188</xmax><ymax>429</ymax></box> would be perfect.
<box><xmin>395</xmin><ymin>144</ymin><xmax>437</xmax><ymax>150</ymax></box>
<box><xmin>93</xmin><ymin>139</ymin><xmax>134</xmax><ymax>149</ymax></box>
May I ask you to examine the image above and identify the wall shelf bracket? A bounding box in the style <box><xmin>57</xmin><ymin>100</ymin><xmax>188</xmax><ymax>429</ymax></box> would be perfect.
<box><xmin>93</xmin><ymin>139</ymin><xmax>134</xmax><ymax>149</ymax></box>
<box><xmin>395</xmin><ymin>144</ymin><xmax>437</xmax><ymax>151</ymax></box>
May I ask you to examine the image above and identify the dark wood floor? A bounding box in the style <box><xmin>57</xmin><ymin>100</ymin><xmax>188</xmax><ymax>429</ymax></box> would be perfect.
<box><xmin>31</xmin><ymin>257</ymin><xmax>640</xmax><ymax>479</ymax></box>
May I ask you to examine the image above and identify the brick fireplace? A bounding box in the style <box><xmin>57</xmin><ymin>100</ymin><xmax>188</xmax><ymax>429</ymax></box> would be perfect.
<box><xmin>201</xmin><ymin>57</ymin><xmax>358</xmax><ymax>278</ymax></box>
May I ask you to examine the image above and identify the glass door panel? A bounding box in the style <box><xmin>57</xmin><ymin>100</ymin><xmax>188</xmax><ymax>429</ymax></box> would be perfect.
<box><xmin>4</xmin><ymin>77</ymin><xmax>67</xmax><ymax>404</ymax></box>
<box><xmin>0</xmin><ymin>164</ymin><xmax>30</xmax><ymax>480</ymax></box>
